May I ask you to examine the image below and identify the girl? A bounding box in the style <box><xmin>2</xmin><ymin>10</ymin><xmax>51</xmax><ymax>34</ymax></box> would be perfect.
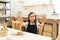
<box><xmin>24</xmin><ymin>12</ymin><xmax>40</xmax><ymax>34</ymax></box>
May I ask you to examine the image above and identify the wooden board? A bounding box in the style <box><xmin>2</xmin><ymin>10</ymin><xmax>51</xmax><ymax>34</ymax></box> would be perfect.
<box><xmin>44</xmin><ymin>24</ymin><xmax>53</xmax><ymax>33</ymax></box>
<box><xmin>43</xmin><ymin>32</ymin><xmax>52</xmax><ymax>37</ymax></box>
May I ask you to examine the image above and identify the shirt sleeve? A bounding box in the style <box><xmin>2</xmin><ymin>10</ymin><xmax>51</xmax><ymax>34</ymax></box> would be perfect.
<box><xmin>23</xmin><ymin>22</ymin><xmax>28</xmax><ymax>29</ymax></box>
<box><xmin>36</xmin><ymin>22</ymin><xmax>41</xmax><ymax>29</ymax></box>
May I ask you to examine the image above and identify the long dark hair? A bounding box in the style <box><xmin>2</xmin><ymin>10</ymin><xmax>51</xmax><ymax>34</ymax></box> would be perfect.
<box><xmin>28</xmin><ymin>12</ymin><xmax>37</xmax><ymax>25</ymax></box>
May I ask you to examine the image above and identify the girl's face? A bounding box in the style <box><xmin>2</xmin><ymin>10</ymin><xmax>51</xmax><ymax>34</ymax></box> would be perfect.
<box><xmin>29</xmin><ymin>14</ymin><xmax>35</xmax><ymax>23</ymax></box>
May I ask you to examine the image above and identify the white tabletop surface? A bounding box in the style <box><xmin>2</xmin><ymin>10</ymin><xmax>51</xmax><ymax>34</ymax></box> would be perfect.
<box><xmin>0</xmin><ymin>26</ymin><xmax>52</xmax><ymax>40</ymax></box>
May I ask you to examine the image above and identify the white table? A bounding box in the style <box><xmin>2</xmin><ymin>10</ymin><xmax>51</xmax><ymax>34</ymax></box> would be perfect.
<box><xmin>0</xmin><ymin>26</ymin><xmax>52</xmax><ymax>40</ymax></box>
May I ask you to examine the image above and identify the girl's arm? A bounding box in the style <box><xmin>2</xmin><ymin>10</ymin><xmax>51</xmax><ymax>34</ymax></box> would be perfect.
<box><xmin>23</xmin><ymin>22</ymin><xmax>28</xmax><ymax>30</ymax></box>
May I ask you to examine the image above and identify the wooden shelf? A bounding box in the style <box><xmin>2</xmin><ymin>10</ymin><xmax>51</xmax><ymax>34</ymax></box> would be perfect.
<box><xmin>0</xmin><ymin>9</ymin><xmax>10</xmax><ymax>11</ymax></box>
<box><xmin>0</xmin><ymin>1</ymin><xmax>10</xmax><ymax>3</ymax></box>
<box><xmin>0</xmin><ymin>0</ymin><xmax>10</xmax><ymax>17</ymax></box>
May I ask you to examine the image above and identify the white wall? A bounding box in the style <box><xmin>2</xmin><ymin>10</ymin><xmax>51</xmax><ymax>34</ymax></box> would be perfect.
<box><xmin>11</xmin><ymin>0</ymin><xmax>59</xmax><ymax>19</ymax></box>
